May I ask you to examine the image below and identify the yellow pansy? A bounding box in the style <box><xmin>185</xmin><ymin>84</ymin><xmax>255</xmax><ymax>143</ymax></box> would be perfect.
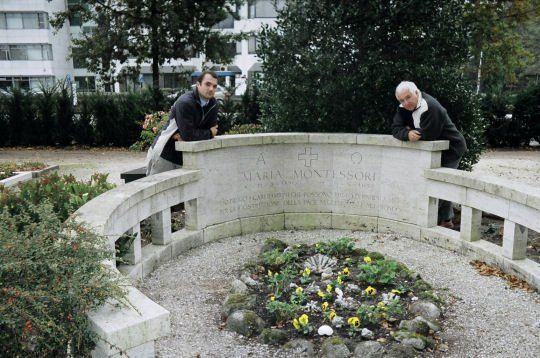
<box><xmin>270</xmin><ymin>296</ymin><xmax>275</xmax><ymax>302</ymax></box>
<box><xmin>326</xmin><ymin>284</ymin><xmax>333</xmax><ymax>293</ymax></box>
<box><xmin>364</xmin><ymin>256</ymin><xmax>372</xmax><ymax>264</ymax></box>
<box><xmin>391</xmin><ymin>289</ymin><xmax>401</xmax><ymax>295</ymax></box>
<box><xmin>337</xmin><ymin>276</ymin><xmax>343</xmax><ymax>285</ymax></box>
<box><xmin>292</xmin><ymin>318</ymin><xmax>300</xmax><ymax>330</ymax></box>
<box><xmin>365</xmin><ymin>286</ymin><xmax>377</xmax><ymax>295</ymax></box>
<box><xmin>329</xmin><ymin>310</ymin><xmax>337</xmax><ymax>321</ymax></box>
<box><xmin>299</xmin><ymin>314</ymin><xmax>309</xmax><ymax>326</ymax></box>
<box><xmin>317</xmin><ymin>291</ymin><xmax>325</xmax><ymax>298</ymax></box>
<box><xmin>322</xmin><ymin>301</ymin><xmax>329</xmax><ymax>311</ymax></box>
<box><xmin>302</xmin><ymin>267</ymin><xmax>311</xmax><ymax>277</ymax></box>
<box><xmin>267</xmin><ymin>270</ymin><xmax>273</xmax><ymax>277</ymax></box>
<box><xmin>295</xmin><ymin>287</ymin><xmax>304</xmax><ymax>294</ymax></box>
<box><xmin>377</xmin><ymin>301</ymin><xmax>386</xmax><ymax>309</ymax></box>
<box><xmin>342</xmin><ymin>267</ymin><xmax>350</xmax><ymax>276</ymax></box>
<box><xmin>347</xmin><ymin>316</ymin><xmax>361</xmax><ymax>328</ymax></box>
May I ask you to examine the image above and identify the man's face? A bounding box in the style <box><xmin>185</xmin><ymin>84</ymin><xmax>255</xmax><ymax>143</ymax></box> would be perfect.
<box><xmin>396</xmin><ymin>89</ymin><xmax>419</xmax><ymax>111</ymax></box>
<box><xmin>196</xmin><ymin>74</ymin><xmax>218</xmax><ymax>100</ymax></box>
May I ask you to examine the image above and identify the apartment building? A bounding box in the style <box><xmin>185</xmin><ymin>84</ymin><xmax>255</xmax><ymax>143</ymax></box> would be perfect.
<box><xmin>0</xmin><ymin>0</ymin><xmax>72</xmax><ymax>91</ymax></box>
<box><xmin>0</xmin><ymin>0</ymin><xmax>282</xmax><ymax>94</ymax></box>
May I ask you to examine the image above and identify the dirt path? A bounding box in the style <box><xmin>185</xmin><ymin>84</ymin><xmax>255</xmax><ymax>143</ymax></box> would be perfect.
<box><xmin>0</xmin><ymin>147</ymin><xmax>146</xmax><ymax>186</ymax></box>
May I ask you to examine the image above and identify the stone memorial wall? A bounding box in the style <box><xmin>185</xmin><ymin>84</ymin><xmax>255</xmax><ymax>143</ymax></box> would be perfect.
<box><xmin>178</xmin><ymin>134</ymin><xmax>447</xmax><ymax>230</ymax></box>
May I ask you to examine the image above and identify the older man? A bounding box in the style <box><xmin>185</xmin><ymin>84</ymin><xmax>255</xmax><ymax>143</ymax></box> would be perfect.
<box><xmin>146</xmin><ymin>70</ymin><xmax>219</xmax><ymax>175</ymax></box>
<box><xmin>392</xmin><ymin>81</ymin><xmax>467</xmax><ymax>228</ymax></box>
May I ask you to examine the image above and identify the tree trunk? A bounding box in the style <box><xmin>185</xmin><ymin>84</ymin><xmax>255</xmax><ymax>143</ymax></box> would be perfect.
<box><xmin>150</xmin><ymin>0</ymin><xmax>160</xmax><ymax>90</ymax></box>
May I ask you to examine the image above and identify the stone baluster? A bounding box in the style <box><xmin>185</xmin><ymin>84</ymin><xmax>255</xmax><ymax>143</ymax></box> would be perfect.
<box><xmin>151</xmin><ymin>208</ymin><xmax>172</xmax><ymax>245</ymax></box>
<box><xmin>123</xmin><ymin>223</ymin><xmax>142</xmax><ymax>265</ymax></box>
<box><xmin>460</xmin><ymin>206</ymin><xmax>482</xmax><ymax>242</ymax></box>
<box><xmin>502</xmin><ymin>220</ymin><xmax>528</xmax><ymax>260</ymax></box>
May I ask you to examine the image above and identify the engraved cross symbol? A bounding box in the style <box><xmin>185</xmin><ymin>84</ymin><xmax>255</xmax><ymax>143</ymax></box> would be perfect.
<box><xmin>298</xmin><ymin>147</ymin><xmax>318</xmax><ymax>167</ymax></box>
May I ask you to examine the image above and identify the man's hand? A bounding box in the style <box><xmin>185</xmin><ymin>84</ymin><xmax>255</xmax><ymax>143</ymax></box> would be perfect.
<box><xmin>210</xmin><ymin>125</ymin><xmax>218</xmax><ymax>137</ymax></box>
<box><xmin>172</xmin><ymin>133</ymin><xmax>182</xmax><ymax>141</ymax></box>
<box><xmin>408</xmin><ymin>129</ymin><xmax>421</xmax><ymax>142</ymax></box>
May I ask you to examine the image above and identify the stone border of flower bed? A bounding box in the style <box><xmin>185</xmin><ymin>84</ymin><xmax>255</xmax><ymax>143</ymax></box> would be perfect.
<box><xmin>0</xmin><ymin>165</ymin><xmax>59</xmax><ymax>188</ymax></box>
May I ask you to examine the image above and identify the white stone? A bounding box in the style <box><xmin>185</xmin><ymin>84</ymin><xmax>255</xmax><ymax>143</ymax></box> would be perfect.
<box><xmin>318</xmin><ymin>325</ymin><xmax>334</xmax><ymax>336</ymax></box>
<box><xmin>361</xmin><ymin>328</ymin><xmax>374</xmax><ymax>338</ymax></box>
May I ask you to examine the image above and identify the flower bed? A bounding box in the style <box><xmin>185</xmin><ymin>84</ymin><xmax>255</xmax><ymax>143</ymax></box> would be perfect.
<box><xmin>223</xmin><ymin>238</ymin><xmax>444</xmax><ymax>355</ymax></box>
<box><xmin>0</xmin><ymin>161</ymin><xmax>47</xmax><ymax>180</ymax></box>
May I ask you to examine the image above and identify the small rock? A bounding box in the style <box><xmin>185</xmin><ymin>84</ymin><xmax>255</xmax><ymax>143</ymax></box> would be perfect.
<box><xmin>321</xmin><ymin>337</ymin><xmax>350</xmax><ymax>358</ymax></box>
<box><xmin>402</xmin><ymin>337</ymin><xmax>426</xmax><ymax>350</ymax></box>
<box><xmin>361</xmin><ymin>328</ymin><xmax>374</xmax><ymax>338</ymax></box>
<box><xmin>438</xmin><ymin>343</ymin><xmax>449</xmax><ymax>352</ymax></box>
<box><xmin>225</xmin><ymin>310</ymin><xmax>265</xmax><ymax>337</ymax></box>
<box><xmin>229</xmin><ymin>279</ymin><xmax>248</xmax><ymax>294</ymax></box>
<box><xmin>353</xmin><ymin>341</ymin><xmax>384</xmax><ymax>358</ymax></box>
<box><xmin>284</xmin><ymin>339</ymin><xmax>316</xmax><ymax>357</ymax></box>
<box><xmin>221</xmin><ymin>293</ymin><xmax>257</xmax><ymax>320</ymax></box>
<box><xmin>410</xmin><ymin>301</ymin><xmax>442</xmax><ymax>320</ymax></box>
<box><xmin>386</xmin><ymin>344</ymin><xmax>417</xmax><ymax>358</ymax></box>
<box><xmin>318</xmin><ymin>325</ymin><xmax>334</xmax><ymax>336</ymax></box>
<box><xmin>240</xmin><ymin>274</ymin><xmax>259</xmax><ymax>287</ymax></box>
<box><xmin>258</xmin><ymin>328</ymin><xmax>288</xmax><ymax>345</ymax></box>
<box><xmin>415</xmin><ymin>316</ymin><xmax>441</xmax><ymax>332</ymax></box>
<box><xmin>399</xmin><ymin>318</ymin><xmax>430</xmax><ymax>335</ymax></box>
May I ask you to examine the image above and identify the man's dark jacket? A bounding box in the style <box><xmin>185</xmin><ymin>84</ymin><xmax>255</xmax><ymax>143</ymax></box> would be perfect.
<box><xmin>160</xmin><ymin>88</ymin><xmax>219</xmax><ymax>165</ymax></box>
<box><xmin>392</xmin><ymin>92</ymin><xmax>467</xmax><ymax>166</ymax></box>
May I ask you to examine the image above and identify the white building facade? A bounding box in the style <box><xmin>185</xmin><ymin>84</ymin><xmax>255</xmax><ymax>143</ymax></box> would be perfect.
<box><xmin>0</xmin><ymin>0</ymin><xmax>282</xmax><ymax>94</ymax></box>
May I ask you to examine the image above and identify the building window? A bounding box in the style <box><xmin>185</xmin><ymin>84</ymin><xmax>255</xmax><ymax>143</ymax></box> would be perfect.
<box><xmin>248</xmin><ymin>0</ymin><xmax>285</xmax><ymax>19</ymax></box>
<box><xmin>68</xmin><ymin>0</ymin><xmax>83</xmax><ymax>27</ymax></box>
<box><xmin>248</xmin><ymin>36</ymin><xmax>259</xmax><ymax>54</ymax></box>
<box><xmin>74</xmin><ymin>76</ymin><xmax>96</xmax><ymax>92</ymax></box>
<box><xmin>0</xmin><ymin>76</ymin><xmax>54</xmax><ymax>91</ymax></box>
<box><xmin>0</xmin><ymin>12</ymin><xmax>49</xmax><ymax>29</ymax></box>
<box><xmin>72</xmin><ymin>47</ymin><xmax>86</xmax><ymax>69</ymax></box>
<box><xmin>236</xmin><ymin>41</ymin><xmax>242</xmax><ymax>55</ymax></box>
<box><xmin>0</xmin><ymin>44</ymin><xmax>53</xmax><ymax>61</ymax></box>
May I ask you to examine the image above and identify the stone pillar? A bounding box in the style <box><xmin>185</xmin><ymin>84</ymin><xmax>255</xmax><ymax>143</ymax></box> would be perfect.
<box><xmin>124</xmin><ymin>223</ymin><xmax>142</xmax><ymax>265</ymax></box>
<box><xmin>502</xmin><ymin>220</ymin><xmax>528</xmax><ymax>260</ymax></box>
<box><xmin>151</xmin><ymin>208</ymin><xmax>171</xmax><ymax>245</ymax></box>
<box><xmin>460</xmin><ymin>206</ymin><xmax>482</xmax><ymax>242</ymax></box>
<box><xmin>184</xmin><ymin>198</ymin><xmax>199</xmax><ymax>230</ymax></box>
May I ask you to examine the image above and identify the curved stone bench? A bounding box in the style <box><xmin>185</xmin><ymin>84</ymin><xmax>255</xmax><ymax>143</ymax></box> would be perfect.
<box><xmin>74</xmin><ymin>133</ymin><xmax>540</xmax><ymax>357</ymax></box>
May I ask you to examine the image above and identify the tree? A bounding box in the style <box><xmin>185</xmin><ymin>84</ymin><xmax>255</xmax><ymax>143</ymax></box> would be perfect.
<box><xmin>464</xmin><ymin>0</ymin><xmax>540</xmax><ymax>93</ymax></box>
<box><xmin>51</xmin><ymin>0</ymin><xmax>245</xmax><ymax>90</ymax></box>
<box><xmin>258</xmin><ymin>0</ymin><xmax>484</xmax><ymax>170</ymax></box>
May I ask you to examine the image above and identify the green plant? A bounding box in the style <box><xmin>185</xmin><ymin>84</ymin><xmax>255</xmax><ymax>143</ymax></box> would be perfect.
<box><xmin>0</xmin><ymin>172</ymin><xmax>114</xmax><ymax>222</ymax></box>
<box><xmin>315</xmin><ymin>238</ymin><xmax>355</xmax><ymax>257</ymax></box>
<box><xmin>265</xmin><ymin>300</ymin><xmax>301</xmax><ymax>324</ymax></box>
<box><xmin>0</xmin><ymin>202</ymin><xmax>127</xmax><ymax>356</ymax></box>
<box><xmin>129</xmin><ymin>111</ymin><xmax>169</xmax><ymax>151</ymax></box>
<box><xmin>261</xmin><ymin>247</ymin><xmax>299</xmax><ymax>269</ymax></box>
<box><xmin>357</xmin><ymin>259</ymin><xmax>399</xmax><ymax>286</ymax></box>
<box><xmin>225</xmin><ymin>123</ymin><xmax>264</xmax><ymax>135</ymax></box>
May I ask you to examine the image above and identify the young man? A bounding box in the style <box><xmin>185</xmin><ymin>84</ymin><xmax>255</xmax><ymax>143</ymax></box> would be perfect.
<box><xmin>146</xmin><ymin>70</ymin><xmax>219</xmax><ymax>175</ymax></box>
<box><xmin>392</xmin><ymin>81</ymin><xmax>467</xmax><ymax>228</ymax></box>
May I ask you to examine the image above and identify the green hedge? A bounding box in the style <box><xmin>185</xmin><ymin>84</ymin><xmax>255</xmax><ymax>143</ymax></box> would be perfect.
<box><xmin>0</xmin><ymin>87</ymin><xmax>174</xmax><ymax>148</ymax></box>
<box><xmin>483</xmin><ymin>83</ymin><xmax>540</xmax><ymax>147</ymax></box>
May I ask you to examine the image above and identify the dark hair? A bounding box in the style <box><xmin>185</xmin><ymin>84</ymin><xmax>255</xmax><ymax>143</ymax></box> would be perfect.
<box><xmin>197</xmin><ymin>70</ymin><xmax>218</xmax><ymax>83</ymax></box>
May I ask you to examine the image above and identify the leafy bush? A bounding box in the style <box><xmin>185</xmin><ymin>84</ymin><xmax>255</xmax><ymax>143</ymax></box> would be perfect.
<box><xmin>0</xmin><ymin>172</ymin><xmax>114</xmax><ymax>222</ymax></box>
<box><xmin>513</xmin><ymin>83</ymin><xmax>540</xmax><ymax>144</ymax></box>
<box><xmin>226</xmin><ymin>123</ymin><xmax>264</xmax><ymax>135</ymax></box>
<box><xmin>0</xmin><ymin>202</ymin><xmax>127</xmax><ymax>356</ymax></box>
<box><xmin>129</xmin><ymin>111</ymin><xmax>169</xmax><ymax>151</ymax></box>
<box><xmin>258</xmin><ymin>0</ymin><xmax>485</xmax><ymax>170</ymax></box>
<box><xmin>315</xmin><ymin>238</ymin><xmax>355</xmax><ymax>257</ymax></box>
<box><xmin>357</xmin><ymin>259</ymin><xmax>399</xmax><ymax>286</ymax></box>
